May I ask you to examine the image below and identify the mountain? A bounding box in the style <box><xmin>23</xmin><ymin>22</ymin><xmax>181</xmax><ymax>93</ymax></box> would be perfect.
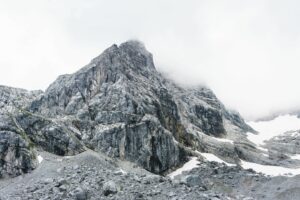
<box><xmin>0</xmin><ymin>40</ymin><xmax>259</xmax><ymax>178</ymax></box>
<box><xmin>2</xmin><ymin>40</ymin><xmax>300</xmax><ymax>199</ymax></box>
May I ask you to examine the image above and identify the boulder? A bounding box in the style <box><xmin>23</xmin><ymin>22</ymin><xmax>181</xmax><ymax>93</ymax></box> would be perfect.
<box><xmin>103</xmin><ymin>181</ymin><xmax>118</xmax><ymax>196</ymax></box>
<box><xmin>0</xmin><ymin>130</ymin><xmax>37</xmax><ymax>178</ymax></box>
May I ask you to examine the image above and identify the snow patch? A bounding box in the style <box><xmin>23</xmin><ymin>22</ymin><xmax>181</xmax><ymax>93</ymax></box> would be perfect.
<box><xmin>119</xmin><ymin>169</ymin><xmax>127</xmax><ymax>174</ymax></box>
<box><xmin>241</xmin><ymin>160</ymin><xmax>300</xmax><ymax>177</ymax></box>
<box><xmin>247</xmin><ymin>115</ymin><xmax>300</xmax><ymax>146</ymax></box>
<box><xmin>214</xmin><ymin>137</ymin><xmax>234</xmax><ymax>144</ymax></box>
<box><xmin>37</xmin><ymin>155</ymin><xmax>43</xmax><ymax>164</ymax></box>
<box><xmin>168</xmin><ymin>157</ymin><xmax>200</xmax><ymax>179</ymax></box>
<box><xmin>115</xmin><ymin>169</ymin><xmax>127</xmax><ymax>175</ymax></box>
<box><xmin>198</xmin><ymin>152</ymin><xmax>236</xmax><ymax>166</ymax></box>
<box><xmin>290</xmin><ymin>154</ymin><xmax>300</xmax><ymax>160</ymax></box>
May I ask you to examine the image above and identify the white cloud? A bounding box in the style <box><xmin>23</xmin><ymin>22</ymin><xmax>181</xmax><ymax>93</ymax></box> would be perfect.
<box><xmin>0</xmin><ymin>0</ymin><xmax>300</xmax><ymax>119</ymax></box>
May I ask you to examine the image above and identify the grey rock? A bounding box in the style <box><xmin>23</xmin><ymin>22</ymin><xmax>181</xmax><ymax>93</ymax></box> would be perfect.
<box><xmin>0</xmin><ymin>130</ymin><xmax>37</xmax><ymax>178</ymax></box>
<box><xmin>0</xmin><ymin>149</ymin><xmax>268</xmax><ymax>200</ymax></box>
<box><xmin>16</xmin><ymin>113</ymin><xmax>85</xmax><ymax>156</ymax></box>
<box><xmin>0</xmin><ymin>86</ymin><xmax>40</xmax><ymax>178</ymax></box>
<box><xmin>103</xmin><ymin>181</ymin><xmax>118</xmax><ymax>196</ymax></box>
<box><xmin>261</xmin><ymin>130</ymin><xmax>300</xmax><ymax>167</ymax></box>
<box><xmin>42</xmin><ymin>178</ymin><xmax>53</xmax><ymax>184</ymax></box>
<box><xmin>59</xmin><ymin>185</ymin><xmax>67</xmax><ymax>192</ymax></box>
<box><xmin>57</xmin><ymin>178</ymin><xmax>68</xmax><ymax>186</ymax></box>
<box><xmin>103</xmin><ymin>180</ymin><xmax>118</xmax><ymax>196</ymax></box>
<box><xmin>265</xmin><ymin>130</ymin><xmax>300</xmax><ymax>155</ymax></box>
<box><xmin>183</xmin><ymin>175</ymin><xmax>202</xmax><ymax>187</ymax></box>
<box><xmin>73</xmin><ymin>187</ymin><xmax>87</xmax><ymax>200</ymax></box>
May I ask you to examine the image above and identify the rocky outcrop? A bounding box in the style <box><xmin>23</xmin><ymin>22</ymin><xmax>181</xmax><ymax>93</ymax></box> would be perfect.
<box><xmin>0</xmin><ymin>130</ymin><xmax>37</xmax><ymax>178</ymax></box>
<box><xmin>16</xmin><ymin>112</ymin><xmax>85</xmax><ymax>156</ymax></box>
<box><xmin>0</xmin><ymin>86</ymin><xmax>41</xmax><ymax>178</ymax></box>
<box><xmin>264</xmin><ymin>130</ymin><xmax>300</xmax><ymax>155</ymax></box>
<box><xmin>0</xmin><ymin>40</ymin><xmax>257</xmax><ymax>176</ymax></box>
<box><xmin>89</xmin><ymin>116</ymin><xmax>187</xmax><ymax>173</ymax></box>
<box><xmin>0</xmin><ymin>85</ymin><xmax>85</xmax><ymax>178</ymax></box>
<box><xmin>0</xmin><ymin>86</ymin><xmax>42</xmax><ymax>114</ymax></box>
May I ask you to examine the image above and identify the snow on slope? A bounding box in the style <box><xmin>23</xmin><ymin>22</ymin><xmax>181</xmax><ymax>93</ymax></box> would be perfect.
<box><xmin>290</xmin><ymin>154</ymin><xmax>300</xmax><ymax>160</ymax></box>
<box><xmin>37</xmin><ymin>155</ymin><xmax>43</xmax><ymax>164</ymax></box>
<box><xmin>247</xmin><ymin>114</ymin><xmax>300</xmax><ymax>146</ymax></box>
<box><xmin>169</xmin><ymin>114</ymin><xmax>300</xmax><ymax>178</ymax></box>
<box><xmin>214</xmin><ymin>137</ymin><xmax>234</xmax><ymax>144</ymax></box>
<box><xmin>197</xmin><ymin>152</ymin><xmax>236</xmax><ymax>166</ymax></box>
<box><xmin>241</xmin><ymin>160</ymin><xmax>300</xmax><ymax>176</ymax></box>
<box><xmin>168</xmin><ymin>152</ymin><xmax>237</xmax><ymax>178</ymax></box>
<box><xmin>243</xmin><ymin>114</ymin><xmax>300</xmax><ymax>176</ymax></box>
<box><xmin>199</xmin><ymin>151</ymin><xmax>300</xmax><ymax>177</ymax></box>
<box><xmin>168</xmin><ymin>157</ymin><xmax>200</xmax><ymax>179</ymax></box>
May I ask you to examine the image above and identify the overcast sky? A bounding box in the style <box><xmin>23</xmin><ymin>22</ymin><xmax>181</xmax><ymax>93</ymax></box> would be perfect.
<box><xmin>0</xmin><ymin>0</ymin><xmax>300</xmax><ymax>120</ymax></box>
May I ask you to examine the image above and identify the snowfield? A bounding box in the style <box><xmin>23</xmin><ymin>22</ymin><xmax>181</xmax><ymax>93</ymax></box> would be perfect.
<box><xmin>247</xmin><ymin>114</ymin><xmax>300</xmax><ymax>146</ymax></box>
<box><xmin>168</xmin><ymin>152</ymin><xmax>237</xmax><ymax>179</ymax></box>
<box><xmin>168</xmin><ymin>114</ymin><xmax>300</xmax><ymax>178</ymax></box>
<box><xmin>243</xmin><ymin>114</ymin><xmax>300</xmax><ymax>176</ymax></box>
<box><xmin>198</xmin><ymin>151</ymin><xmax>300</xmax><ymax>177</ymax></box>
<box><xmin>241</xmin><ymin>160</ymin><xmax>300</xmax><ymax>177</ymax></box>
<box><xmin>199</xmin><ymin>152</ymin><xmax>300</xmax><ymax>177</ymax></box>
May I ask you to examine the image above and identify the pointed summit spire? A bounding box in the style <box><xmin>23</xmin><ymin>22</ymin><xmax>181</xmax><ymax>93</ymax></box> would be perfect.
<box><xmin>119</xmin><ymin>40</ymin><xmax>155</xmax><ymax>70</ymax></box>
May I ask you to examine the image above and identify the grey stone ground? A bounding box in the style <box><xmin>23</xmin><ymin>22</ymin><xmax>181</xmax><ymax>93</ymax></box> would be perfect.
<box><xmin>2</xmin><ymin>149</ymin><xmax>300</xmax><ymax>200</ymax></box>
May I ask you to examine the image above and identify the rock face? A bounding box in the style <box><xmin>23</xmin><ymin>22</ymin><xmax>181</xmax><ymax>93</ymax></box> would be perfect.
<box><xmin>0</xmin><ymin>86</ymin><xmax>41</xmax><ymax>178</ymax></box>
<box><xmin>0</xmin><ymin>130</ymin><xmax>37</xmax><ymax>178</ymax></box>
<box><xmin>0</xmin><ymin>40</ymin><xmax>256</xmax><ymax>177</ymax></box>
<box><xmin>264</xmin><ymin>130</ymin><xmax>300</xmax><ymax>163</ymax></box>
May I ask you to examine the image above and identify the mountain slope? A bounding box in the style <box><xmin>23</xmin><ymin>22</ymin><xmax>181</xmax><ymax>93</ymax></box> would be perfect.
<box><xmin>247</xmin><ymin>114</ymin><xmax>300</xmax><ymax>167</ymax></box>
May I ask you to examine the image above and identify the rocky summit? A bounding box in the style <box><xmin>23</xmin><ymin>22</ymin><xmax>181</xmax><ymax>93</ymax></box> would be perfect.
<box><xmin>1</xmin><ymin>40</ymin><xmax>299</xmax><ymax>200</ymax></box>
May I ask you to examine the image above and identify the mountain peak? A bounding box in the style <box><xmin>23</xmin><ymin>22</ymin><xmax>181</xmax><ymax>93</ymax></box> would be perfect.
<box><xmin>119</xmin><ymin>40</ymin><xmax>147</xmax><ymax>53</ymax></box>
<box><xmin>4</xmin><ymin>40</ymin><xmax>256</xmax><ymax>176</ymax></box>
<box><xmin>119</xmin><ymin>40</ymin><xmax>155</xmax><ymax>70</ymax></box>
<box><xmin>92</xmin><ymin>40</ymin><xmax>155</xmax><ymax>72</ymax></box>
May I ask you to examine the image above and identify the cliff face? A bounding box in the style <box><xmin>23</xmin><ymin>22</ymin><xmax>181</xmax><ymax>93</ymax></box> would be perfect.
<box><xmin>0</xmin><ymin>86</ymin><xmax>42</xmax><ymax>177</ymax></box>
<box><xmin>0</xmin><ymin>41</ymin><xmax>255</xmax><ymax>177</ymax></box>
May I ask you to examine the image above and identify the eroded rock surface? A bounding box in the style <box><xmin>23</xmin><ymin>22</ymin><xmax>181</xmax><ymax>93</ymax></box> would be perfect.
<box><xmin>265</xmin><ymin>130</ymin><xmax>300</xmax><ymax>155</ymax></box>
<box><xmin>0</xmin><ymin>86</ymin><xmax>41</xmax><ymax>178</ymax></box>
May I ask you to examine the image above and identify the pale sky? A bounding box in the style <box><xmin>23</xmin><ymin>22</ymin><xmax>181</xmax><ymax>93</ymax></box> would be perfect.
<box><xmin>0</xmin><ymin>0</ymin><xmax>300</xmax><ymax>120</ymax></box>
